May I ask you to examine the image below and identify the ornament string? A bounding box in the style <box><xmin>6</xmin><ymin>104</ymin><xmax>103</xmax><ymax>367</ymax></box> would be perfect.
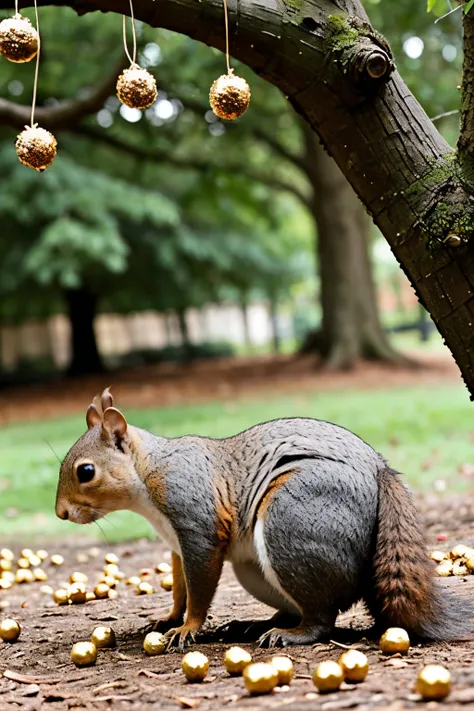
<box><xmin>223</xmin><ymin>0</ymin><xmax>231</xmax><ymax>74</ymax></box>
<box><xmin>30</xmin><ymin>0</ymin><xmax>40</xmax><ymax>127</ymax></box>
<box><xmin>122</xmin><ymin>0</ymin><xmax>137</xmax><ymax>66</ymax></box>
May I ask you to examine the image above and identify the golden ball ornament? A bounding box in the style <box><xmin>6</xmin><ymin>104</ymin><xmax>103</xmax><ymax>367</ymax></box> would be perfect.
<box><xmin>71</xmin><ymin>641</ymin><xmax>97</xmax><ymax>667</ymax></box>
<box><xmin>0</xmin><ymin>549</ymin><xmax>14</xmax><ymax>561</ymax></box>
<box><xmin>15</xmin><ymin>568</ymin><xmax>34</xmax><ymax>584</ymax></box>
<box><xmin>116</xmin><ymin>64</ymin><xmax>157</xmax><ymax>109</ymax></box>
<box><xmin>91</xmin><ymin>626</ymin><xmax>116</xmax><ymax>649</ymax></box>
<box><xmin>107</xmin><ymin>588</ymin><xmax>119</xmax><ymax>600</ymax></box>
<box><xmin>379</xmin><ymin>628</ymin><xmax>410</xmax><ymax>655</ymax></box>
<box><xmin>224</xmin><ymin>646</ymin><xmax>252</xmax><ymax>675</ymax></box>
<box><xmin>126</xmin><ymin>576</ymin><xmax>141</xmax><ymax>586</ymax></box>
<box><xmin>17</xmin><ymin>557</ymin><xmax>30</xmax><ymax>569</ymax></box>
<box><xmin>50</xmin><ymin>554</ymin><xmax>64</xmax><ymax>566</ymax></box>
<box><xmin>104</xmin><ymin>553</ymin><xmax>119</xmax><ymax>565</ymax></box>
<box><xmin>0</xmin><ymin>559</ymin><xmax>12</xmax><ymax>572</ymax></box>
<box><xmin>0</xmin><ymin>579</ymin><xmax>12</xmax><ymax>590</ymax></box>
<box><xmin>33</xmin><ymin>568</ymin><xmax>48</xmax><ymax>582</ymax></box>
<box><xmin>137</xmin><ymin>581</ymin><xmax>154</xmax><ymax>595</ymax></box>
<box><xmin>209</xmin><ymin>70</ymin><xmax>251</xmax><ymax>121</ymax></box>
<box><xmin>93</xmin><ymin>583</ymin><xmax>110</xmax><ymax>599</ymax></box>
<box><xmin>143</xmin><ymin>631</ymin><xmax>167</xmax><ymax>656</ymax></box>
<box><xmin>415</xmin><ymin>664</ymin><xmax>451</xmax><ymax>700</ymax></box>
<box><xmin>0</xmin><ymin>14</ymin><xmax>38</xmax><ymax>63</ymax></box>
<box><xmin>161</xmin><ymin>574</ymin><xmax>173</xmax><ymax>591</ymax></box>
<box><xmin>0</xmin><ymin>618</ymin><xmax>21</xmax><ymax>642</ymax></box>
<box><xmin>70</xmin><ymin>572</ymin><xmax>88</xmax><ymax>585</ymax></box>
<box><xmin>40</xmin><ymin>585</ymin><xmax>54</xmax><ymax>595</ymax></box>
<box><xmin>338</xmin><ymin>650</ymin><xmax>369</xmax><ymax>683</ymax></box>
<box><xmin>16</xmin><ymin>125</ymin><xmax>57</xmax><ymax>172</ymax></box>
<box><xmin>68</xmin><ymin>583</ymin><xmax>87</xmax><ymax>604</ymax></box>
<box><xmin>430</xmin><ymin>550</ymin><xmax>448</xmax><ymax>563</ymax></box>
<box><xmin>182</xmin><ymin>651</ymin><xmax>210</xmax><ymax>682</ymax></box>
<box><xmin>270</xmin><ymin>656</ymin><xmax>294</xmax><ymax>685</ymax></box>
<box><xmin>86</xmin><ymin>591</ymin><xmax>96</xmax><ymax>602</ymax></box>
<box><xmin>53</xmin><ymin>588</ymin><xmax>69</xmax><ymax>605</ymax></box>
<box><xmin>37</xmin><ymin>550</ymin><xmax>48</xmax><ymax>561</ymax></box>
<box><xmin>27</xmin><ymin>554</ymin><xmax>41</xmax><ymax>568</ymax></box>
<box><xmin>243</xmin><ymin>662</ymin><xmax>279</xmax><ymax>695</ymax></box>
<box><xmin>312</xmin><ymin>661</ymin><xmax>344</xmax><ymax>693</ymax></box>
<box><xmin>155</xmin><ymin>561</ymin><xmax>172</xmax><ymax>574</ymax></box>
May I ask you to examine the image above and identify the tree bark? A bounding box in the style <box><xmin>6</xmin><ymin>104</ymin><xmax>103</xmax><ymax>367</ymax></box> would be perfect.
<box><xmin>3</xmin><ymin>0</ymin><xmax>474</xmax><ymax>395</ymax></box>
<box><xmin>268</xmin><ymin>296</ymin><xmax>280</xmax><ymax>354</ymax></box>
<box><xmin>64</xmin><ymin>287</ymin><xmax>104</xmax><ymax>376</ymax></box>
<box><xmin>302</xmin><ymin>125</ymin><xmax>400</xmax><ymax>368</ymax></box>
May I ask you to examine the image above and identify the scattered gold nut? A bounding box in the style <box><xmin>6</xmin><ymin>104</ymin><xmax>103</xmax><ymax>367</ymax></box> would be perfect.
<box><xmin>36</xmin><ymin>550</ymin><xmax>48</xmax><ymax>561</ymax></box>
<box><xmin>17</xmin><ymin>557</ymin><xmax>30</xmax><ymax>569</ymax></box>
<box><xmin>21</xmin><ymin>548</ymin><xmax>33</xmax><ymax>559</ymax></box>
<box><xmin>430</xmin><ymin>550</ymin><xmax>448</xmax><ymax>563</ymax></box>
<box><xmin>53</xmin><ymin>588</ymin><xmax>69</xmax><ymax>605</ymax></box>
<box><xmin>1</xmin><ymin>572</ymin><xmax>14</xmax><ymax>583</ymax></box>
<box><xmin>182</xmin><ymin>651</ymin><xmax>210</xmax><ymax>682</ymax></box>
<box><xmin>415</xmin><ymin>664</ymin><xmax>451</xmax><ymax>700</ymax></box>
<box><xmin>70</xmin><ymin>572</ymin><xmax>88</xmax><ymax>585</ymax></box>
<box><xmin>33</xmin><ymin>568</ymin><xmax>48</xmax><ymax>582</ymax></box>
<box><xmin>0</xmin><ymin>618</ymin><xmax>21</xmax><ymax>642</ymax></box>
<box><xmin>15</xmin><ymin>569</ymin><xmax>34</xmax><ymax>584</ymax></box>
<box><xmin>0</xmin><ymin>560</ymin><xmax>12</xmax><ymax>572</ymax></box>
<box><xmin>313</xmin><ymin>660</ymin><xmax>344</xmax><ymax>693</ymax></box>
<box><xmin>40</xmin><ymin>585</ymin><xmax>54</xmax><ymax>595</ymax></box>
<box><xmin>50</xmin><ymin>555</ymin><xmax>64</xmax><ymax>566</ymax></box>
<box><xmin>102</xmin><ymin>576</ymin><xmax>117</xmax><ymax>588</ymax></box>
<box><xmin>338</xmin><ymin>650</ymin><xmax>369</xmax><ymax>683</ymax></box>
<box><xmin>93</xmin><ymin>583</ymin><xmax>110</xmax><ymax>599</ymax></box>
<box><xmin>453</xmin><ymin>564</ymin><xmax>468</xmax><ymax>576</ymax></box>
<box><xmin>27</xmin><ymin>554</ymin><xmax>41</xmax><ymax>568</ymax></box>
<box><xmin>136</xmin><ymin>582</ymin><xmax>154</xmax><ymax>595</ymax></box>
<box><xmin>450</xmin><ymin>544</ymin><xmax>470</xmax><ymax>559</ymax></box>
<box><xmin>243</xmin><ymin>662</ymin><xmax>278</xmax><ymax>695</ymax></box>
<box><xmin>270</xmin><ymin>656</ymin><xmax>294</xmax><ymax>685</ymax></box>
<box><xmin>104</xmin><ymin>553</ymin><xmax>119</xmax><ymax>565</ymax></box>
<box><xmin>68</xmin><ymin>583</ymin><xmax>87</xmax><ymax>604</ymax></box>
<box><xmin>143</xmin><ymin>631</ymin><xmax>167</xmax><ymax>655</ymax></box>
<box><xmin>107</xmin><ymin>588</ymin><xmax>119</xmax><ymax>600</ymax></box>
<box><xmin>379</xmin><ymin>628</ymin><xmax>410</xmax><ymax>655</ymax></box>
<box><xmin>466</xmin><ymin>556</ymin><xmax>474</xmax><ymax>571</ymax></box>
<box><xmin>126</xmin><ymin>576</ymin><xmax>141</xmax><ymax>586</ymax></box>
<box><xmin>0</xmin><ymin>549</ymin><xmax>14</xmax><ymax>561</ymax></box>
<box><xmin>103</xmin><ymin>564</ymin><xmax>119</xmax><ymax>578</ymax></box>
<box><xmin>86</xmin><ymin>591</ymin><xmax>96</xmax><ymax>602</ymax></box>
<box><xmin>91</xmin><ymin>626</ymin><xmax>116</xmax><ymax>648</ymax></box>
<box><xmin>71</xmin><ymin>641</ymin><xmax>97</xmax><ymax>667</ymax></box>
<box><xmin>435</xmin><ymin>562</ymin><xmax>453</xmax><ymax>577</ymax></box>
<box><xmin>0</xmin><ymin>579</ymin><xmax>12</xmax><ymax>590</ymax></box>
<box><xmin>161</xmin><ymin>574</ymin><xmax>173</xmax><ymax>591</ymax></box>
<box><xmin>224</xmin><ymin>646</ymin><xmax>252</xmax><ymax>675</ymax></box>
<box><xmin>155</xmin><ymin>562</ymin><xmax>172</xmax><ymax>574</ymax></box>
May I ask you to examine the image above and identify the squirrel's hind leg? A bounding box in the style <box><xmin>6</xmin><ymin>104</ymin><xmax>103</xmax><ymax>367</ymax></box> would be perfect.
<box><xmin>259</xmin><ymin>620</ymin><xmax>333</xmax><ymax>648</ymax></box>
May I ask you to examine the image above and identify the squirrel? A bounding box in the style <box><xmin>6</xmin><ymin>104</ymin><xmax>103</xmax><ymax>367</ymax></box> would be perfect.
<box><xmin>56</xmin><ymin>387</ymin><xmax>472</xmax><ymax>649</ymax></box>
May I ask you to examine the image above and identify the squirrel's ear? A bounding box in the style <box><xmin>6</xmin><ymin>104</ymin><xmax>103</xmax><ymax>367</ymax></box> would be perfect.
<box><xmin>86</xmin><ymin>404</ymin><xmax>102</xmax><ymax>430</ymax></box>
<box><xmin>101</xmin><ymin>387</ymin><xmax>114</xmax><ymax>413</ymax></box>
<box><xmin>102</xmin><ymin>407</ymin><xmax>127</xmax><ymax>441</ymax></box>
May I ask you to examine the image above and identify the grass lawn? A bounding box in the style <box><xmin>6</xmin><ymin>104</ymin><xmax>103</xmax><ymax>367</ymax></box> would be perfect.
<box><xmin>0</xmin><ymin>383</ymin><xmax>472</xmax><ymax>543</ymax></box>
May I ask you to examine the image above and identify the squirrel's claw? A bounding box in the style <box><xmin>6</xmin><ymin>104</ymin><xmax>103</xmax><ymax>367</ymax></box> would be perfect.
<box><xmin>258</xmin><ymin>627</ymin><xmax>286</xmax><ymax>648</ymax></box>
<box><xmin>165</xmin><ymin>624</ymin><xmax>197</xmax><ymax>652</ymax></box>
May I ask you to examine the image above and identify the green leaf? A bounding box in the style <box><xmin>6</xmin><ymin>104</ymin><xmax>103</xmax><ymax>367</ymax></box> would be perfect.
<box><xmin>466</xmin><ymin>0</ymin><xmax>474</xmax><ymax>14</ymax></box>
<box><xmin>427</xmin><ymin>0</ymin><xmax>437</xmax><ymax>10</ymax></box>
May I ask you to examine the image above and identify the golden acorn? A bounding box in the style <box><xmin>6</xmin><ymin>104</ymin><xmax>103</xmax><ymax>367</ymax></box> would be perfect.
<box><xmin>270</xmin><ymin>655</ymin><xmax>294</xmax><ymax>685</ymax></box>
<box><xmin>16</xmin><ymin>125</ymin><xmax>57</xmax><ymax>172</ymax></box>
<box><xmin>209</xmin><ymin>70</ymin><xmax>251</xmax><ymax>121</ymax></box>
<box><xmin>224</xmin><ymin>646</ymin><xmax>252</xmax><ymax>675</ymax></box>
<box><xmin>104</xmin><ymin>553</ymin><xmax>119</xmax><ymax>564</ymax></box>
<box><xmin>53</xmin><ymin>588</ymin><xmax>68</xmax><ymax>605</ymax></box>
<box><xmin>379</xmin><ymin>628</ymin><xmax>410</xmax><ymax>654</ymax></box>
<box><xmin>0</xmin><ymin>14</ymin><xmax>38</xmax><ymax>63</ymax></box>
<box><xmin>136</xmin><ymin>581</ymin><xmax>154</xmax><ymax>595</ymax></box>
<box><xmin>91</xmin><ymin>626</ymin><xmax>116</xmax><ymax>649</ymax></box>
<box><xmin>0</xmin><ymin>549</ymin><xmax>14</xmax><ymax>561</ymax></box>
<box><xmin>338</xmin><ymin>650</ymin><xmax>369</xmax><ymax>683</ymax></box>
<box><xmin>155</xmin><ymin>561</ymin><xmax>172</xmax><ymax>574</ymax></box>
<box><xmin>0</xmin><ymin>618</ymin><xmax>21</xmax><ymax>642</ymax></box>
<box><xmin>116</xmin><ymin>64</ymin><xmax>157</xmax><ymax>109</ymax></box>
<box><xmin>50</xmin><ymin>554</ymin><xmax>64</xmax><ymax>566</ymax></box>
<box><xmin>71</xmin><ymin>641</ymin><xmax>97</xmax><ymax>667</ymax></box>
<box><xmin>415</xmin><ymin>664</ymin><xmax>451</xmax><ymax>700</ymax></box>
<box><xmin>182</xmin><ymin>651</ymin><xmax>210</xmax><ymax>682</ymax></box>
<box><xmin>243</xmin><ymin>662</ymin><xmax>279</xmax><ymax>695</ymax></box>
<box><xmin>161</xmin><ymin>574</ymin><xmax>173</xmax><ymax>591</ymax></box>
<box><xmin>143</xmin><ymin>631</ymin><xmax>167</xmax><ymax>655</ymax></box>
<box><xmin>313</xmin><ymin>660</ymin><xmax>344</xmax><ymax>693</ymax></box>
<box><xmin>93</xmin><ymin>583</ymin><xmax>110</xmax><ymax>599</ymax></box>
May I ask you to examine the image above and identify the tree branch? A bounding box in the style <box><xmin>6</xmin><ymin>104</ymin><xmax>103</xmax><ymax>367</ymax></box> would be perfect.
<box><xmin>458</xmin><ymin>7</ymin><xmax>474</xmax><ymax>168</ymax></box>
<box><xmin>74</xmin><ymin>125</ymin><xmax>311</xmax><ymax>207</ymax></box>
<box><xmin>0</xmin><ymin>53</ymin><xmax>125</xmax><ymax>130</ymax></box>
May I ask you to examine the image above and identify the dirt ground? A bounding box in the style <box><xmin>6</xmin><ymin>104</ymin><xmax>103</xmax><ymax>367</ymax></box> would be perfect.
<box><xmin>0</xmin><ymin>351</ymin><xmax>461</xmax><ymax>425</ymax></box>
<box><xmin>1</xmin><ymin>494</ymin><xmax>474</xmax><ymax>711</ymax></box>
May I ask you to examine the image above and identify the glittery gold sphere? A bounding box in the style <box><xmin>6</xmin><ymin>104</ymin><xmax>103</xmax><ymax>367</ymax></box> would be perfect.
<box><xmin>312</xmin><ymin>660</ymin><xmax>344</xmax><ymax>693</ymax></box>
<box><xmin>71</xmin><ymin>641</ymin><xmax>97</xmax><ymax>667</ymax></box>
<box><xmin>182</xmin><ymin>651</ymin><xmax>210</xmax><ymax>682</ymax></box>
<box><xmin>143</xmin><ymin>631</ymin><xmax>167</xmax><ymax>656</ymax></box>
<box><xmin>116</xmin><ymin>64</ymin><xmax>157</xmax><ymax>109</ymax></box>
<box><xmin>209</xmin><ymin>71</ymin><xmax>251</xmax><ymax>121</ymax></box>
<box><xmin>379</xmin><ymin>628</ymin><xmax>410</xmax><ymax>654</ymax></box>
<box><xmin>93</xmin><ymin>583</ymin><xmax>110</xmax><ymax>599</ymax></box>
<box><xmin>161</xmin><ymin>574</ymin><xmax>173</xmax><ymax>591</ymax></box>
<box><xmin>0</xmin><ymin>618</ymin><xmax>21</xmax><ymax>642</ymax></box>
<box><xmin>338</xmin><ymin>650</ymin><xmax>369</xmax><ymax>683</ymax></box>
<box><xmin>243</xmin><ymin>662</ymin><xmax>279</xmax><ymax>695</ymax></box>
<box><xmin>0</xmin><ymin>14</ymin><xmax>38</xmax><ymax>63</ymax></box>
<box><xmin>224</xmin><ymin>646</ymin><xmax>252</xmax><ymax>675</ymax></box>
<box><xmin>16</xmin><ymin>126</ymin><xmax>57</xmax><ymax>172</ymax></box>
<box><xmin>91</xmin><ymin>626</ymin><xmax>116</xmax><ymax>649</ymax></box>
<box><xmin>53</xmin><ymin>588</ymin><xmax>68</xmax><ymax>605</ymax></box>
<box><xmin>270</xmin><ymin>656</ymin><xmax>294</xmax><ymax>685</ymax></box>
<box><xmin>415</xmin><ymin>664</ymin><xmax>451</xmax><ymax>700</ymax></box>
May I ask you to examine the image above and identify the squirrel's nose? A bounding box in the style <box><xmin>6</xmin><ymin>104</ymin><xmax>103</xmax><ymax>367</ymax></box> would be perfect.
<box><xmin>56</xmin><ymin>506</ymin><xmax>69</xmax><ymax>521</ymax></box>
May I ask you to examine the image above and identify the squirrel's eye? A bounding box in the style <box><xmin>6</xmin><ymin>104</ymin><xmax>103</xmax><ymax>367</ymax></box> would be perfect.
<box><xmin>77</xmin><ymin>463</ymin><xmax>95</xmax><ymax>484</ymax></box>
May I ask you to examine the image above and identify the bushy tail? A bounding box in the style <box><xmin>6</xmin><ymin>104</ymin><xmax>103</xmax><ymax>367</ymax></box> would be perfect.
<box><xmin>371</xmin><ymin>466</ymin><xmax>473</xmax><ymax>641</ymax></box>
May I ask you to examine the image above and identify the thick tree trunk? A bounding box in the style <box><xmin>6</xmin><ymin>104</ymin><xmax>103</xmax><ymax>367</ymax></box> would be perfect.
<box><xmin>239</xmin><ymin>297</ymin><xmax>251</xmax><ymax>349</ymax></box>
<box><xmin>268</xmin><ymin>296</ymin><xmax>280</xmax><ymax>354</ymax></box>
<box><xmin>303</xmin><ymin>129</ymin><xmax>400</xmax><ymax>368</ymax></box>
<box><xmin>64</xmin><ymin>287</ymin><xmax>104</xmax><ymax>376</ymax></box>
<box><xmin>3</xmin><ymin>0</ymin><xmax>474</xmax><ymax>395</ymax></box>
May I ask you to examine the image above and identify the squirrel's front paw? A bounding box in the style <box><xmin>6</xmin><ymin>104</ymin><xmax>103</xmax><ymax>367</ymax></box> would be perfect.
<box><xmin>165</xmin><ymin>623</ymin><xmax>199</xmax><ymax>652</ymax></box>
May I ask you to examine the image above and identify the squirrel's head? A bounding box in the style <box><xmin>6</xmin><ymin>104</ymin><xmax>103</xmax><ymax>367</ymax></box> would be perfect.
<box><xmin>55</xmin><ymin>388</ymin><xmax>140</xmax><ymax>524</ymax></box>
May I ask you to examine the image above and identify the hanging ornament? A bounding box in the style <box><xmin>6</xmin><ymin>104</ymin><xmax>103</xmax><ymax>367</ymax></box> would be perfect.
<box><xmin>209</xmin><ymin>0</ymin><xmax>250</xmax><ymax>121</ymax></box>
<box><xmin>14</xmin><ymin>0</ymin><xmax>57</xmax><ymax>171</ymax></box>
<box><xmin>0</xmin><ymin>12</ymin><xmax>38</xmax><ymax>63</ymax></box>
<box><xmin>116</xmin><ymin>0</ymin><xmax>157</xmax><ymax>110</ymax></box>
